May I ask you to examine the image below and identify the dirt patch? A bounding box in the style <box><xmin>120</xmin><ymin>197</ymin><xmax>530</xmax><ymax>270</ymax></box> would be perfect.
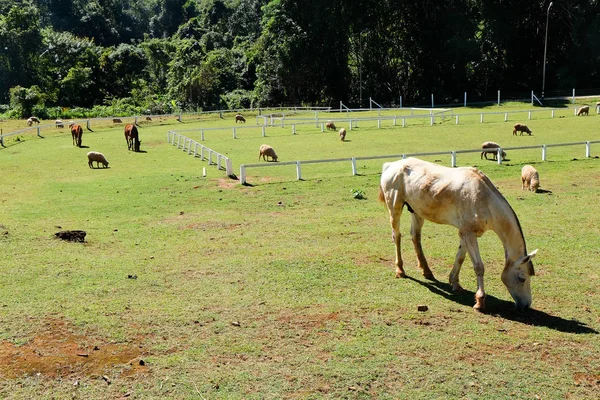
<box><xmin>0</xmin><ymin>318</ymin><xmax>147</xmax><ymax>379</ymax></box>
<box><xmin>217</xmin><ymin>178</ymin><xmax>237</xmax><ymax>189</ymax></box>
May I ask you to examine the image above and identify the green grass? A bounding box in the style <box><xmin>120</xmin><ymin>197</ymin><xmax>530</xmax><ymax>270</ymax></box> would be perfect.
<box><xmin>1</xmin><ymin>104</ymin><xmax>600</xmax><ymax>399</ymax></box>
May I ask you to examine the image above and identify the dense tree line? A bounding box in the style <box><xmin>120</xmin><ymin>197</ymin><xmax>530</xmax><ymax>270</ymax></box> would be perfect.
<box><xmin>0</xmin><ymin>0</ymin><xmax>599</xmax><ymax>117</ymax></box>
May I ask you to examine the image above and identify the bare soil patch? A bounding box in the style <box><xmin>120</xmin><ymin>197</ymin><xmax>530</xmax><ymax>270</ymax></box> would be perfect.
<box><xmin>0</xmin><ymin>318</ymin><xmax>147</xmax><ymax>379</ymax></box>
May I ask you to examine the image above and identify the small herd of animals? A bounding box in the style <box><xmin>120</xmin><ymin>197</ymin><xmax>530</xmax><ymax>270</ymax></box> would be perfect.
<box><xmin>24</xmin><ymin>107</ymin><xmax>595</xmax><ymax>312</ymax></box>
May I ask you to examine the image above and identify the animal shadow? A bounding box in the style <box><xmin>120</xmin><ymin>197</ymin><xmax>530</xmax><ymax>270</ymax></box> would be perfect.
<box><xmin>535</xmin><ymin>188</ymin><xmax>553</xmax><ymax>194</ymax></box>
<box><xmin>78</xmin><ymin>145</ymin><xmax>90</xmax><ymax>149</ymax></box>
<box><xmin>406</xmin><ymin>276</ymin><xmax>598</xmax><ymax>334</ymax></box>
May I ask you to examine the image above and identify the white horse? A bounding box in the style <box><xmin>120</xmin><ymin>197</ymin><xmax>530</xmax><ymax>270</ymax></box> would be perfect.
<box><xmin>378</xmin><ymin>158</ymin><xmax>538</xmax><ymax>311</ymax></box>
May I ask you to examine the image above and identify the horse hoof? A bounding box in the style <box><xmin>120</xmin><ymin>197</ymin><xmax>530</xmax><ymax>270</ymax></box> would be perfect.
<box><xmin>395</xmin><ymin>271</ymin><xmax>407</xmax><ymax>278</ymax></box>
<box><xmin>423</xmin><ymin>272</ymin><xmax>436</xmax><ymax>281</ymax></box>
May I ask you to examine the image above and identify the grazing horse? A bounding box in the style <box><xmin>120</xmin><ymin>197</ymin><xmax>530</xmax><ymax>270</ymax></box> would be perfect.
<box><xmin>378</xmin><ymin>158</ymin><xmax>538</xmax><ymax>311</ymax></box>
<box><xmin>70</xmin><ymin>123</ymin><xmax>83</xmax><ymax>147</ymax></box>
<box><xmin>124</xmin><ymin>124</ymin><xmax>140</xmax><ymax>151</ymax></box>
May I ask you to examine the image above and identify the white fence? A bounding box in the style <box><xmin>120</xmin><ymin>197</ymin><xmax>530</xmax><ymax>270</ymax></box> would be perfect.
<box><xmin>167</xmin><ymin>130</ymin><xmax>233</xmax><ymax>177</ymax></box>
<box><xmin>238</xmin><ymin>140</ymin><xmax>600</xmax><ymax>185</ymax></box>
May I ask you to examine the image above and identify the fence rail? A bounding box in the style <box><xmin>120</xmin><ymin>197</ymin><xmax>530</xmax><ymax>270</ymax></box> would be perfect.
<box><xmin>239</xmin><ymin>140</ymin><xmax>600</xmax><ymax>185</ymax></box>
<box><xmin>167</xmin><ymin>130</ymin><xmax>233</xmax><ymax>177</ymax></box>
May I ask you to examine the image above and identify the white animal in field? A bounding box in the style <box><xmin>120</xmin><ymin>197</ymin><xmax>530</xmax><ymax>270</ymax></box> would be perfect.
<box><xmin>259</xmin><ymin>144</ymin><xmax>278</xmax><ymax>162</ymax></box>
<box><xmin>521</xmin><ymin>165</ymin><xmax>540</xmax><ymax>192</ymax></box>
<box><xmin>378</xmin><ymin>157</ymin><xmax>538</xmax><ymax>311</ymax></box>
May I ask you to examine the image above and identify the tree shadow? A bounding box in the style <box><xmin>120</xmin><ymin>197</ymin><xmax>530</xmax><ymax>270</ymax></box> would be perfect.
<box><xmin>406</xmin><ymin>276</ymin><xmax>598</xmax><ymax>334</ymax></box>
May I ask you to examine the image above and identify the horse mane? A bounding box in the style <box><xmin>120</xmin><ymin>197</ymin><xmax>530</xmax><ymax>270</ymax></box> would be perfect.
<box><xmin>477</xmin><ymin>170</ymin><xmax>528</xmax><ymax>253</ymax></box>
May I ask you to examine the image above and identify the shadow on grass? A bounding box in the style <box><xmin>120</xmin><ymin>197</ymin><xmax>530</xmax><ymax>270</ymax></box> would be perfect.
<box><xmin>406</xmin><ymin>276</ymin><xmax>598</xmax><ymax>334</ymax></box>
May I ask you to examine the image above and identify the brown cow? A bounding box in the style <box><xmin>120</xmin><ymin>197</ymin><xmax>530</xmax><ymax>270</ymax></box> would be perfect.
<box><xmin>70</xmin><ymin>123</ymin><xmax>83</xmax><ymax>147</ymax></box>
<box><xmin>124</xmin><ymin>124</ymin><xmax>140</xmax><ymax>152</ymax></box>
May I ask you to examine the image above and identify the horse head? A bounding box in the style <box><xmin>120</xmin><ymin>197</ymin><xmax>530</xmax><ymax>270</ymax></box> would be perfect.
<box><xmin>501</xmin><ymin>249</ymin><xmax>537</xmax><ymax>310</ymax></box>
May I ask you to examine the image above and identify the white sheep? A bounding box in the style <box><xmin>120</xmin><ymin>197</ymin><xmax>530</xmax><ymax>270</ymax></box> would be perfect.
<box><xmin>27</xmin><ymin>116</ymin><xmax>40</xmax><ymax>126</ymax></box>
<box><xmin>87</xmin><ymin>151</ymin><xmax>109</xmax><ymax>168</ymax></box>
<box><xmin>481</xmin><ymin>141</ymin><xmax>507</xmax><ymax>160</ymax></box>
<box><xmin>259</xmin><ymin>144</ymin><xmax>278</xmax><ymax>162</ymax></box>
<box><xmin>55</xmin><ymin>119</ymin><xmax>64</xmax><ymax>128</ymax></box>
<box><xmin>339</xmin><ymin>127</ymin><xmax>346</xmax><ymax>141</ymax></box>
<box><xmin>521</xmin><ymin>165</ymin><xmax>540</xmax><ymax>192</ymax></box>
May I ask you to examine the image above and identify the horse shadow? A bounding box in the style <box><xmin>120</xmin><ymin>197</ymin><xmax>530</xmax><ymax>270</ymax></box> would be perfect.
<box><xmin>78</xmin><ymin>145</ymin><xmax>90</xmax><ymax>149</ymax></box>
<box><xmin>406</xmin><ymin>276</ymin><xmax>598</xmax><ymax>334</ymax></box>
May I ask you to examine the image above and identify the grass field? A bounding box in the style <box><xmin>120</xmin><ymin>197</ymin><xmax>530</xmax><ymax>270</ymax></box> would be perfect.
<box><xmin>1</xmin><ymin>103</ymin><xmax>600</xmax><ymax>399</ymax></box>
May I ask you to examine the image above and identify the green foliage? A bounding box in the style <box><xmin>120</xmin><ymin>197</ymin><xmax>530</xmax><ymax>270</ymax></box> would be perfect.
<box><xmin>9</xmin><ymin>85</ymin><xmax>45</xmax><ymax>118</ymax></box>
<box><xmin>351</xmin><ymin>188</ymin><xmax>366</xmax><ymax>200</ymax></box>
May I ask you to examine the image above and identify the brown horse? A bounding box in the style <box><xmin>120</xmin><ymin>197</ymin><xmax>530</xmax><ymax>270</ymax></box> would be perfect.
<box><xmin>70</xmin><ymin>123</ymin><xmax>83</xmax><ymax>147</ymax></box>
<box><xmin>124</xmin><ymin>124</ymin><xmax>140</xmax><ymax>151</ymax></box>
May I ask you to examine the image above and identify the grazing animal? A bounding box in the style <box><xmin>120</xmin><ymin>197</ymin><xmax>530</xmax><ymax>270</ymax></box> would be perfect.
<box><xmin>70</xmin><ymin>123</ymin><xmax>83</xmax><ymax>147</ymax></box>
<box><xmin>124</xmin><ymin>124</ymin><xmax>140</xmax><ymax>152</ymax></box>
<box><xmin>145</xmin><ymin>116</ymin><xmax>152</xmax><ymax>121</ymax></box>
<box><xmin>259</xmin><ymin>144</ymin><xmax>278</xmax><ymax>162</ymax></box>
<box><xmin>339</xmin><ymin>127</ymin><xmax>346</xmax><ymax>141</ymax></box>
<box><xmin>326</xmin><ymin>121</ymin><xmax>336</xmax><ymax>131</ymax></box>
<box><xmin>27</xmin><ymin>117</ymin><xmax>40</xmax><ymax>126</ymax></box>
<box><xmin>87</xmin><ymin>151</ymin><xmax>109</xmax><ymax>168</ymax></box>
<box><xmin>521</xmin><ymin>165</ymin><xmax>540</xmax><ymax>192</ymax></box>
<box><xmin>55</xmin><ymin>119</ymin><xmax>64</xmax><ymax>128</ymax></box>
<box><xmin>235</xmin><ymin>114</ymin><xmax>246</xmax><ymax>123</ymax></box>
<box><xmin>378</xmin><ymin>157</ymin><xmax>538</xmax><ymax>311</ymax></box>
<box><xmin>577</xmin><ymin>106</ymin><xmax>589</xmax><ymax>116</ymax></box>
<box><xmin>481</xmin><ymin>141</ymin><xmax>506</xmax><ymax>160</ymax></box>
<box><xmin>112</xmin><ymin>118</ymin><xmax>123</xmax><ymax>123</ymax></box>
<box><xmin>513</xmin><ymin>123</ymin><xmax>532</xmax><ymax>136</ymax></box>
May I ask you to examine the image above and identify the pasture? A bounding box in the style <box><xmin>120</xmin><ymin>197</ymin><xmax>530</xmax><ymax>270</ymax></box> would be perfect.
<box><xmin>1</xmin><ymin>103</ymin><xmax>600</xmax><ymax>399</ymax></box>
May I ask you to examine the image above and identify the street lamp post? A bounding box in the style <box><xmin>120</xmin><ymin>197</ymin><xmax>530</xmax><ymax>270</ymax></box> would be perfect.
<box><xmin>542</xmin><ymin>2</ymin><xmax>553</xmax><ymax>99</ymax></box>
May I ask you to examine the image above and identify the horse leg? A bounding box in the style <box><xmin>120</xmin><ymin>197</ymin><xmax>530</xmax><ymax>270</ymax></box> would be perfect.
<box><xmin>449</xmin><ymin>241</ymin><xmax>467</xmax><ymax>291</ymax></box>
<box><xmin>389</xmin><ymin>210</ymin><xmax>405</xmax><ymax>278</ymax></box>
<box><xmin>410</xmin><ymin>213</ymin><xmax>434</xmax><ymax>280</ymax></box>
<box><xmin>461</xmin><ymin>232</ymin><xmax>486</xmax><ymax>311</ymax></box>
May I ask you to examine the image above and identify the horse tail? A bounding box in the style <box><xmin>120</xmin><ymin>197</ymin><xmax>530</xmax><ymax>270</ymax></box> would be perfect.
<box><xmin>378</xmin><ymin>185</ymin><xmax>386</xmax><ymax>204</ymax></box>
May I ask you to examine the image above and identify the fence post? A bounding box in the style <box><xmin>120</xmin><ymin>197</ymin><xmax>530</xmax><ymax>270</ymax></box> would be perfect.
<box><xmin>399</xmin><ymin>96</ymin><xmax>402</xmax><ymax>108</ymax></box>
<box><xmin>393</xmin><ymin>116</ymin><xmax>397</xmax><ymax>126</ymax></box>
<box><xmin>551</xmin><ymin>109</ymin><xmax>555</xmax><ymax>118</ymax></box>
<box><xmin>208</xmin><ymin>150</ymin><xmax>213</xmax><ymax>165</ymax></box>
<box><xmin>351</xmin><ymin>157</ymin><xmax>357</xmax><ymax>175</ymax></box>
<box><xmin>134</xmin><ymin>116</ymin><xmax>138</xmax><ymax>125</ymax></box>
<box><xmin>176</xmin><ymin>134</ymin><xmax>181</xmax><ymax>148</ymax></box>
<box><xmin>262</xmin><ymin>126</ymin><xmax>266</xmax><ymax>137</ymax></box>
<box><xmin>321</xmin><ymin>123</ymin><xmax>324</xmax><ymax>132</ymax></box>
<box><xmin>296</xmin><ymin>161</ymin><xmax>302</xmax><ymax>180</ymax></box>
<box><xmin>464</xmin><ymin>92</ymin><xmax>467</xmax><ymax>107</ymax></box>
<box><xmin>528</xmin><ymin>111</ymin><xmax>531</xmax><ymax>120</ymax></box>
<box><xmin>292</xmin><ymin>124</ymin><xmax>296</xmax><ymax>135</ymax></box>
<box><xmin>572</xmin><ymin>89</ymin><xmax>575</xmax><ymax>104</ymax></box>
<box><xmin>531</xmin><ymin>91</ymin><xmax>534</xmax><ymax>105</ymax></box>
<box><xmin>542</xmin><ymin>145</ymin><xmax>547</xmax><ymax>161</ymax></box>
<box><xmin>201</xmin><ymin>129</ymin><xmax>205</xmax><ymax>141</ymax></box>
<box><xmin>402</xmin><ymin>118</ymin><xmax>405</xmax><ymax>127</ymax></box>
<box><xmin>497</xmin><ymin>148</ymin><xmax>503</xmax><ymax>165</ymax></box>
<box><xmin>87</xmin><ymin>120</ymin><xmax>91</xmax><ymax>131</ymax></box>
<box><xmin>586</xmin><ymin>141</ymin><xmax>591</xmax><ymax>158</ymax></box>
<box><xmin>167</xmin><ymin>131</ymin><xmax>171</xmax><ymax>143</ymax></box>
<box><xmin>194</xmin><ymin>142</ymin><xmax>199</xmax><ymax>157</ymax></box>
<box><xmin>187</xmin><ymin>140</ymin><xmax>193</xmax><ymax>155</ymax></box>
<box><xmin>178</xmin><ymin>113</ymin><xmax>182</xmax><ymax>122</ymax></box>
<box><xmin>498</xmin><ymin>90</ymin><xmax>501</xmax><ymax>106</ymax></box>
<box><xmin>201</xmin><ymin>146</ymin><xmax>205</xmax><ymax>161</ymax></box>
<box><xmin>430</xmin><ymin>116</ymin><xmax>434</xmax><ymax>126</ymax></box>
<box><xmin>455</xmin><ymin>115</ymin><xmax>459</xmax><ymax>124</ymax></box>
<box><xmin>240</xmin><ymin>165</ymin><xmax>247</xmax><ymax>184</ymax></box>
<box><xmin>226</xmin><ymin>158</ymin><xmax>233</xmax><ymax>176</ymax></box>
<box><xmin>217</xmin><ymin>154</ymin><xmax>222</xmax><ymax>170</ymax></box>
<box><xmin>232</xmin><ymin>128</ymin><xmax>237</xmax><ymax>139</ymax></box>
<box><xmin>378</xmin><ymin>119</ymin><xmax>381</xmax><ymax>129</ymax></box>
<box><xmin>431</xmin><ymin>94</ymin><xmax>434</xmax><ymax>108</ymax></box>
<box><xmin>451</xmin><ymin>151</ymin><xmax>457</xmax><ymax>168</ymax></box>
<box><xmin>480</xmin><ymin>114</ymin><xmax>484</xmax><ymax>123</ymax></box>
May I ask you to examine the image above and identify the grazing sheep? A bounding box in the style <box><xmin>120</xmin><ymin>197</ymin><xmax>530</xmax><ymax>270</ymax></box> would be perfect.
<box><xmin>71</xmin><ymin>123</ymin><xmax>83</xmax><ymax>147</ymax></box>
<box><xmin>521</xmin><ymin>165</ymin><xmax>540</xmax><ymax>192</ymax></box>
<box><xmin>55</xmin><ymin>119</ymin><xmax>64</xmax><ymax>128</ymax></box>
<box><xmin>339</xmin><ymin>127</ymin><xmax>346</xmax><ymax>141</ymax></box>
<box><xmin>145</xmin><ymin>116</ymin><xmax>152</xmax><ymax>121</ymax></box>
<box><xmin>235</xmin><ymin>114</ymin><xmax>246</xmax><ymax>123</ymax></box>
<box><xmin>326</xmin><ymin>121</ymin><xmax>336</xmax><ymax>131</ymax></box>
<box><xmin>577</xmin><ymin>106</ymin><xmax>589</xmax><ymax>116</ymax></box>
<box><xmin>513</xmin><ymin>123</ymin><xmax>532</xmax><ymax>136</ymax></box>
<box><xmin>27</xmin><ymin>117</ymin><xmax>40</xmax><ymax>126</ymax></box>
<box><xmin>481</xmin><ymin>141</ymin><xmax>507</xmax><ymax>160</ymax></box>
<box><xmin>259</xmin><ymin>144</ymin><xmax>278</xmax><ymax>162</ymax></box>
<box><xmin>113</xmin><ymin>118</ymin><xmax>123</xmax><ymax>123</ymax></box>
<box><xmin>87</xmin><ymin>151</ymin><xmax>109</xmax><ymax>168</ymax></box>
